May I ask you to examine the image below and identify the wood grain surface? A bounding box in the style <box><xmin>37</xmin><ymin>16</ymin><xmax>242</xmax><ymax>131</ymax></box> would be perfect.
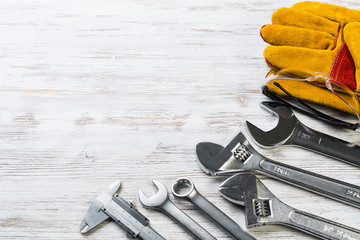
<box><xmin>0</xmin><ymin>0</ymin><xmax>359</xmax><ymax>239</ymax></box>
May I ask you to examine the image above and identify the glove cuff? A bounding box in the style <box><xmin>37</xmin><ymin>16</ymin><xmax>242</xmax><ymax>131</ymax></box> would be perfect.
<box><xmin>266</xmin><ymin>79</ymin><xmax>360</xmax><ymax>115</ymax></box>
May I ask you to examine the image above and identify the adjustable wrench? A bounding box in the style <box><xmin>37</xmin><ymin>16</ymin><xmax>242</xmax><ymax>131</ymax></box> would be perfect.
<box><xmin>219</xmin><ymin>173</ymin><xmax>360</xmax><ymax>240</ymax></box>
<box><xmin>80</xmin><ymin>181</ymin><xmax>164</xmax><ymax>240</ymax></box>
<box><xmin>246</xmin><ymin>101</ymin><xmax>360</xmax><ymax>167</ymax></box>
<box><xmin>196</xmin><ymin>132</ymin><xmax>360</xmax><ymax>209</ymax></box>
<box><xmin>138</xmin><ymin>180</ymin><xmax>216</xmax><ymax>240</ymax></box>
<box><xmin>171</xmin><ymin>177</ymin><xmax>255</xmax><ymax>240</ymax></box>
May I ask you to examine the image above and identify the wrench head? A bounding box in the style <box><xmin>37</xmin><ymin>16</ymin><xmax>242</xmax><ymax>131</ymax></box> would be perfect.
<box><xmin>246</xmin><ymin>101</ymin><xmax>297</xmax><ymax>148</ymax></box>
<box><xmin>219</xmin><ymin>173</ymin><xmax>277</xmax><ymax>228</ymax></box>
<box><xmin>196</xmin><ymin>142</ymin><xmax>225</xmax><ymax>174</ymax></box>
<box><xmin>196</xmin><ymin>132</ymin><xmax>262</xmax><ymax>175</ymax></box>
<box><xmin>171</xmin><ymin>177</ymin><xmax>196</xmax><ymax>198</ymax></box>
<box><xmin>138</xmin><ymin>180</ymin><xmax>169</xmax><ymax>208</ymax></box>
<box><xmin>79</xmin><ymin>181</ymin><xmax>121</xmax><ymax>233</ymax></box>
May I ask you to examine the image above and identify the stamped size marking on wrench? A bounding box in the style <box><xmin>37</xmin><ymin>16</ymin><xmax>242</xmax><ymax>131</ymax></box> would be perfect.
<box><xmin>138</xmin><ymin>180</ymin><xmax>216</xmax><ymax>240</ymax></box>
<box><xmin>171</xmin><ymin>177</ymin><xmax>255</xmax><ymax>240</ymax></box>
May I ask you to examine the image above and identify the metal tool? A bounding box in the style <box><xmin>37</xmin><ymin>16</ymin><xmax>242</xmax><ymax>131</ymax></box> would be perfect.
<box><xmin>246</xmin><ymin>101</ymin><xmax>360</xmax><ymax>167</ymax></box>
<box><xmin>196</xmin><ymin>132</ymin><xmax>360</xmax><ymax>209</ymax></box>
<box><xmin>219</xmin><ymin>172</ymin><xmax>360</xmax><ymax>240</ymax></box>
<box><xmin>171</xmin><ymin>177</ymin><xmax>255</xmax><ymax>240</ymax></box>
<box><xmin>80</xmin><ymin>181</ymin><xmax>164</xmax><ymax>240</ymax></box>
<box><xmin>138</xmin><ymin>180</ymin><xmax>216</xmax><ymax>240</ymax></box>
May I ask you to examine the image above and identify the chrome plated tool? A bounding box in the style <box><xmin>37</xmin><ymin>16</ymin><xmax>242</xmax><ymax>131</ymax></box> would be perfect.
<box><xmin>80</xmin><ymin>181</ymin><xmax>164</xmax><ymax>240</ymax></box>
<box><xmin>246</xmin><ymin>101</ymin><xmax>360</xmax><ymax>167</ymax></box>
<box><xmin>138</xmin><ymin>180</ymin><xmax>216</xmax><ymax>240</ymax></box>
<box><xmin>196</xmin><ymin>132</ymin><xmax>360</xmax><ymax>209</ymax></box>
<box><xmin>172</xmin><ymin>177</ymin><xmax>255</xmax><ymax>240</ymax></box>
<box><xmin>219</xmin><ymin>173</ymin><xmax>360</xmax><ymax>240</ymax></box>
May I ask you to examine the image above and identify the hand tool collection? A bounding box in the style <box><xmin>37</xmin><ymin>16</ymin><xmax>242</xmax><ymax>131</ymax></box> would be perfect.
<box><xmin>79</xmin><ymin>100</ymin><xmax>359</xmax><ymax>239</ymax></box>
<box><xmin>80</xmin><ymin>178</ymin><xmax>255</xmax><ymax>239</ymax></box>
<box><xmin>79</xmin><ymin>1</ymin><xmax>360</xmax><ymax>239</ymax></box>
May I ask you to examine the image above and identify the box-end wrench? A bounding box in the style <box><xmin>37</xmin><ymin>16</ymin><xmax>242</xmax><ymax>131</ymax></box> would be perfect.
<box><xmin>246</xmin><ymin>101</ymin><xmax>360</xmax><ymax>167</ymax></box>
<box><xmin>196</xmin><ymin>132</ymin><xmax>360</xmax><ymax>209</ymax></box>
<box><xmin>219</xmin><ymin>173</ymin><xmax>360</xmax><ymax>240</ymax></box>
<box><xmin>171</xmin><ymin>177</ymin><xmax>255</xmax><ymax>240</ymax></box>
<box><xmin>138</xmin><ymin>180</ymin><xmax>216</xmax><ymax>240</ymax></box>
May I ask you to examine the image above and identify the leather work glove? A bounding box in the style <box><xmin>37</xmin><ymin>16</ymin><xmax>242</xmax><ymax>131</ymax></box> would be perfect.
<box><xmin>260</xmin><ymin>1</ymin><xmax>360</xmax><ymax>115</ymax></box>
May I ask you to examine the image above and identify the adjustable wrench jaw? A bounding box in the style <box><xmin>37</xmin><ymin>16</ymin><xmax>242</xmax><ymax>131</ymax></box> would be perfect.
<box><xmin>219</xmin><ymin>173</ymin><xmax>291</xmax><ymax>228</ymax></box>
<box><xmin>79</xmin><ymin>181</ymin><xmax>121</xmax><ymax>233</ymax></box>
<box><xmin>196</xmin><ymin>132</ymin><xmax>265</xmax><ymax>176</ymax></box>
<box><xmin>246</xmin><ymin>101</ymin><xmax>297</xmax><ymax>148</ymax></box>
<box><xmin>220</xmin><ymin>174</ymin><xmax>360</xmax><ymax>239</ymax></box>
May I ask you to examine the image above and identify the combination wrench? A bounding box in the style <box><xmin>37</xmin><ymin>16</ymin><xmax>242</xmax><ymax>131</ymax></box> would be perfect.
<box><xmin>171</xmin><ymin>177</ymin><xmax>255</xmax><ymax>240</ymax></box>
<box><xmin>138</xmin><ymin>180</ymin><xmax>216</xmax><ymax>240</ymax></box>
<box><xmin>246</xmin><ymin>101</ymin><xmax>360</xmax><ymax>167</ymax></box>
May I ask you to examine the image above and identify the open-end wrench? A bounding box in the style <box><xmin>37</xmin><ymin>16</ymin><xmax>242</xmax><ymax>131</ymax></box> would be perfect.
<box><xmin>246</xmin><ymin>101</ymin><xmax>360</xmax><ymax>167</ymax></box>
<box><xmin>196</xmin><ymin>132</ymin><xmax>360</xmax><ymax>209</ymax></box>
<box><xmin>138</xmin><ymin>180</ymin><xmax>216</xmax><ymax>240</ymax></box>
<box><xmin>219</xmin><ymin>173</ymin><xmax>360</xmax><ymax>240</ymax></box>
<box><xmin>80</xmin><ymin>181</ymin><xmax>164</xmax><ymax>240</ymax></box>
<box><xmin>171</xmin><ymin>177</ymin><xmax>255</xmax><ymax>240</ymax></box>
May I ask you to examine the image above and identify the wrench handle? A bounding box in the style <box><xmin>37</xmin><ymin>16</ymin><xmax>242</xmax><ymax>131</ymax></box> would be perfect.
<box><xmin>258</xmin><ymin>159</ymin><xmax>360</xmax><ymax>208</ymax></box>
<box><xmin>287</xmin><ymin>209</ymin><xmax>360</xmax><ymax>239</ymax></box>
<box><xmin>290</xmin><ymin>122</ymin><xmax>360</xmax><ymax>167</ymax></box>
<box><xmin>189</xmin><ymin>191</ymin><xmax>256</xmax><ymax>240</ymax></box>
<box><xmin>160</xmin><ymin>201</ymin><xmax>216</xmax><ymax>240</ymax></box>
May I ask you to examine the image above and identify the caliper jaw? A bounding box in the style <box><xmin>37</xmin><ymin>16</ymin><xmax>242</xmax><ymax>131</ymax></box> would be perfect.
<box><xmin>80</xmin><ymin>181</ymin><xmax>121</xmax><ymax>233</ymax></box>
<box><xmin>80</xmin><ymin>181</ymin><xmax>164</xmax><ymax>240</ymax></box>
<box><xmin>79</xmin><ymin>199</ymin><xmax>109</xmax><ymax>233</ymax></box>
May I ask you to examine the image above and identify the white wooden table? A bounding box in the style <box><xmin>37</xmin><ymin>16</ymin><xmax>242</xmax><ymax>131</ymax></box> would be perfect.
<box><xmin>1</xmin><ymin>0</ymin><xmax>359</xmax><ymax>239</ymax></box>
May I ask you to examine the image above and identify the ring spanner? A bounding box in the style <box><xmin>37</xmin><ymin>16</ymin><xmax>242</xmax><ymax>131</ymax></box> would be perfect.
<box><xmin>219</xmin><ymin>173</ymin><xmax>360</xmax><ymax>240</ymax></box>
<box><xmin>196</xmin><ymin>132</ymin><xmax>360</xmax><ymax>209</ymax></box>
<box><xmin>138</xmin><ymin>180</ymin><xmax>216</xmax><ymax>240</ymax></box>
<box><xmin>172</xmin><ymin>177</ymin><xmax>255</xmax><ymax>240</ymax></box>
<box><xmin>246</xmin><ymin>101</ymin><xmax>360</xmax><ymax>167</ymax></box>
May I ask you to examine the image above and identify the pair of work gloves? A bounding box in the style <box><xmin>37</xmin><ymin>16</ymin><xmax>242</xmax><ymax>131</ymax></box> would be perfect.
<box><xmin>261</xmin><ymin>1</ymin><xmax>360</xmax><ymax>118</ymax></box>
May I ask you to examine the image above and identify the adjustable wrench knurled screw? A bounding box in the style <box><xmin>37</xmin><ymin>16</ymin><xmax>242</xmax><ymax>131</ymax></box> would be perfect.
<box><xmin>219</xmin><ymin>173</ymin><xmax>360</xmax><ymax>240</ymax></box>
<box><xmin>171</xmin><ymin>177</ymin><xmax>255</xmax><ymax>240</ymax></box>
<box><xmin>196</xmin><ymin>132</ymin><xmax>360</xmax><ymax>209</ymax></box>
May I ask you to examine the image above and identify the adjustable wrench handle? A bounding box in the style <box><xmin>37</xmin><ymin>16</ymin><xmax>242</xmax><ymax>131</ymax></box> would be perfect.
<box><xmin>160</xmin><ymin>201</ymin><xmax>216</xmax><ymax>240</ymax></box>
<box><xmin>286</xmin><ymin>209</ymin><xmax>360</xmax><ymax>240</ymax></box>
<box><xmin>290</xmin><ymin>122</ymin><xmax>360</xmax><ymax>167</ymax></box>
<box><xmin>258</xmin><ymin>158</ymin><xmax>360</xmax><ymax>209</ymax></box>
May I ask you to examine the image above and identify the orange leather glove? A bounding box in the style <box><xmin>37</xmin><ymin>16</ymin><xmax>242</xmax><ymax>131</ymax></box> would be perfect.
<box><xmin>261</xmin><ymin>1</ymin><xmax>360</xmax><ymax>115</ymax></box>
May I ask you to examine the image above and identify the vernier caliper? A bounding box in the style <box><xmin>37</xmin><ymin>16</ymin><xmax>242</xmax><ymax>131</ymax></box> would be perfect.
<box><xmin>79</xmin><ymin>181</ymin><xmax>165</xmax><ymax>240</ymax></box>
